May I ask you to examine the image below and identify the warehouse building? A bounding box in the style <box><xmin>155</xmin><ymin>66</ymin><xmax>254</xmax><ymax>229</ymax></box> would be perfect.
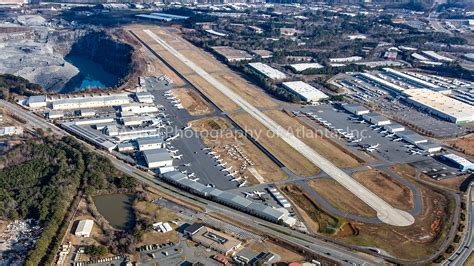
<box><xmin>47</xmin><ymin>110</ymin><xmax>64</xmax><ymax>119</ymax></box>
<box><xmin>143</xmin><ymin>148</ymin><xmax>173</xmax><ymax>169</ymax></box>
<box><xmin>282</xmin><ymin>81</ymin><xmax>328</xmax><ymax>103</ymax></box>
<box><xmin>357</xmin><ymin>72</ymin><xmax>407</xmax><ymax>94</ymax></box>
<box><xmin>61</xmin><ymin>122</ymin><xmax>117</xmax><ymax>151</ymax></box>
<box><xmin>136</xmin><ymin>136</ymin><xmax>163</xmax><ymax>151</ymax></box>
<box><xmin>417</xmin><ymin>142</ymin><xmax>442</xmax><ymax>153</ymax></box>
<box><xmin>442</xmin><ymin>154</ymin><xmax>474</xmax><ymax>171</ymax></box>
<box><xmin>421</xmin><ymin>51</ymin><xmax>453</xmax><ymax>62</ymax></box>
<box><xmin>397</xmin><ymin>131</ymin><xmax>427</xmax><ymax>145</ymax></box>
<box><xmin>120</xmin><ymin>116</ymin><xmax>153</xmax><ymax>127</ymax></box>
<box><xmin>134</xmin><ymin>91</ymin><xmax>155</xmax><ymax>104</ymax></box>
<box><xmin>342</xmin><ymin>104</ymin><xmax>370</xmax><ymax>115</ymax></box>
<box><xmin>78</xmin><ymin>109</ymin><xmax>96</xmax><ymax>117</ymax></box>
<box><xmin>27</xmin><ymin>95</ymin><xmax>47</xmax><ymax>108</ymax></box>
<box><xmin>117</xmin><ymin>142</ymin><xmax>135</xmax><ymax>152</ymax></box>
<box><xmin>290</xmin><ymin>63</ymin><xmax>324</xmax><ymax>72</ymax></box>
<box><xmin>404</xmin><ymin>89</ymin><xmax>474</xmax><ymax>124</ymax></box>
<box><xmin>51</xmin><ymin>94</ymin><xmax>130</xmax><ymax>110</ymax></box>
<box><xmin>383</xmin><ymin>68</ymin><xmax>441</xmax><ymax>91</ymax></box>
<box><xmin>119</xmin><ymin>103</ymin><xmax>159</xmax><ymax>114</ymax></box>
<box><xmin>362</xmin><ymin>113</ymin><xmax>391</xmax><ymax>126</ymax></box>
<box><xmin>74</xmin><ymin>219</ymin><xmax>94</xmax><ymax>238</ymax></box>
<box><xmin>248</xmin><ymin>62</ymin><xmax>287</xmax><ymax>80</ymax></box>
<box><xmin>384</xmin><ymin>123</ymin><xmax>405</xmax><ymax>133</ymax></box>
<box><xmin>329</xmin><ymin>56</ymin><xmax>362</xmax><ymax>63</ymax></box>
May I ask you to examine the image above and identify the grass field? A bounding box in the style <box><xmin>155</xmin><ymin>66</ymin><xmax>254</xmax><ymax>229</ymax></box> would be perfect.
<box><xmin>190</xmin><ymin>117</ymin><xmax>232</xmax><ymax>132</ymax></box>
<box><xmin>231</xmin><ymin>113</ymin><xmax>319</xmax><ymax>177</ymax></box>
<box><xmin>445</xmin><ymin>135</ymin><xmax>474</xmax><ymax>157</ymax></box>
<box><xmin>172</xmin><ymin>88</ymin><xmax>214</xmax><ymax>116</ymax></box>
<box><xmin>309</xmin><ymin>179</ymin><xmax>376</xmax><ymax>218</ymax></box>
<box><xmin>352</xmin><ymin>169</ymin><xmax>414</xmax><ymax>211</ymax></box>
<box><xmin>265</xmin><ymin>110</ymin><xmax>363</xmax><ymax>169</ymax></box>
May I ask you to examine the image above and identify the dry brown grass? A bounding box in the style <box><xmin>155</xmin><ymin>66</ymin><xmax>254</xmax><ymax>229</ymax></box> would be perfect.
<box><xmin>265</xmin><ymin>110</ymin><xmax>363</xmax><ymax>169</ymax></box>
<box><xmin>445</xmin><ymin>135</ymin><xmax>474</xmax><ymax>156</ymax></box>
<box><xmin>352</xmin><ymin>169</ymin><xmax>414</xmax><ymax>211</ymax></box>
<box><xmin>190</xmin><ymin>117</ymin><xmax>232</xmax><ymax>132</ymax></box>
<box><xmin>309</xmin><ymin>179</ymin><xmax>377</xmax><ymax>218</ymax></box>
<box><xmin>248</xmin><ymin>240</ymin><xmax>305</xmax><ymax>263</ymax></box>
<box><xmin>231</xmin><ymin>113</ymin><xmax>319</xmax><ymax>177</ymax></box>
<box><xmin>172</xmin><ymin>88</ymin><xmax>213</xmax><ymax>115</ymax></box>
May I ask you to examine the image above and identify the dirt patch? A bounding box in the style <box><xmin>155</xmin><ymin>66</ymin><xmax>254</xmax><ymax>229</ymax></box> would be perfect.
<box><xmin>352</xmin><ymin>169</ymin><xmax>414</xmax><ymax>211</ymax></box>
<box><xmin>265</xmin><ymin>110</ymin><xmax>363</xmax><ymax>168</ymax></box>
<box><xmin>280</xmin><ymin>184</ymin><xmax>344</xmax><ymax>234</ymax></box>
<box><xmin>247</xmin><ymin>240</ymin><xmax>306</xmax><ymax>263</ymax></box>
<box><xmin>445</xmin><ymin>135</ymin><xmax>474</xmax><ymax>157</ymax></box>
<box><xmin>190</xmin><ymin>117</ymin><xmax>232</xmax><ymax>132</ymax></box>
<box><xmin>231</xmin><ymin>113</ymin><xmax>319</xmax><ymax>177</ymax></box>
<box><xmin>309</xmin><ymin>179</ymin><xmax>377</xmax><ymax>218</ymax></box>
<box><xmin>172</xmin><ymin>88</ymin><xmax>213</xmax><ymax>115</ymax></box>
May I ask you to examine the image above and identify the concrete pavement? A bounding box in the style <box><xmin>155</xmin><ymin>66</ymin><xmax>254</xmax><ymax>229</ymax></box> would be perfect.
<box><xmin>142</xmin><ymin>28</ymin><xmax>415</xmax><ymax>227</ymax></box>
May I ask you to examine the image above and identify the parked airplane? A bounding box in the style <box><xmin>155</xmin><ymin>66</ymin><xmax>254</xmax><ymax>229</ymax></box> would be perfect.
<box><xmin>365</xmin><ymin>148</ymin><xmax>377</xmax><ymax>153</ymax></box>
<box><xmin>183</xmin><ymin>163</ymin><xmax>191</xmax><ymax>167</ymax></box>
<box><xmin>351</xmin><ymin>138</ymin><xmax>362</xmax><ymax>143</ymax></box>
<box><xmin>238</xmin><ymin>180</ymin><xmax>247</xmax><ymax>188</ymax></box>
<box><xmin>367</xmin><ymin>143</ymin><xmax>380</xmax><ymax>149</ymax></box>
<box><xmin>221</xmin><ymin>166</ymin><xmax>233</xmax><ymax>172</ymax></box>
<box><xmin>182</xmin><ymin>124</ymin><xmax>192</xmax><ymax>130</ymax></box>
<box><xmin>354</xmin><ymin>120</ymin><xmax>366</xmax><ymax>124</ymax></box>
<box><xmin>168</xmin><ymin>149</ymin><xmax>179</xmax><ymax>154</ymax></box>
<box><xmin>216</xmin><ymin>159</ymin><xmax>224</xmax><ymax>164</ymax></box>
<box><xmin>216</xmin><ymin>162</ymin><xmax>227</xmax><ymax>167</ymax></box>
<box><xmin>202</xmin><ymin>147</ymin><xmax>211</xmax><ymax>151</ymax></box>
<box><xmin>226</xmin><ymin>171</ymin><xmax>238</xmax><ymax>177</ymax></box>
<box><xmin>166</xmin><ymin>133</ymin><xmax>180</xmax><ymax>141</ymax></box>
<box><xmin>172</xmin><ymin>154</ymin><xmax>183</xmax><ymax>160</ymax></box>
<box><xmin>253</xmin><ymin>191</ymin><xmax>265</xmax><ymax>196</ymax></box>
<box><xmin>385</xmin><ymin>133</ymin><xmax>395</xmax><ymax>138</ymax></box>
<box><xmin>409</xmin><ymin>150</ymin><xmax>422</xmax><ymax>155</ymax></box>
<box><xmin>393</xmin><ymin>138</ymin><xmax>403</xmax><ymax>142</ymax></box>
<box><xmin>189</xmin><ymin>177</ymin><xmax>199</xmax><ymax>182</ymax></box>
<box><xmin>380</xmin><ymin>130</ymin><xmax>388</xmax><ymax>134</ymax></box>
<box><xmin>243</xmin><ymin>192</ymin><xmax>254</xmax><ymax>198</ymax></box>
<box><xmin>188</xmin><ymin>173</ymin><xmax>196</xmax><ymax>178</ymax></box>
<box><xmin>213</xmin><ymin>155</ymin><xmax>221</xmax><ymax>159</ymax></box>
<box><xmin>231</xmin><ymin>177</ymin><xmax>243</xmax><ymax>182</ymax></box>
<box><xmin>206</xmin><ymin>184</ymin><xmax>215</xmax><ymax>188</ymax></box>
<box><xmin>207</xmin><ymin>151</ymin><xmax>216</xmax><ymax>155</ymax></box>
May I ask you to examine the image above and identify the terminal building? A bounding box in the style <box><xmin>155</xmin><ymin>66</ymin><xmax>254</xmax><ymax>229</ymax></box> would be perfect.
<box><xmin>282</xmin><ymin>81</ymin><xmax>328</xmax><ymax>103</ymax></box>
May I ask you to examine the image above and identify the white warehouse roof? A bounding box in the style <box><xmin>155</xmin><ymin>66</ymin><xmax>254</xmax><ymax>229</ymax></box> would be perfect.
<box><xmin>75</xmin><ymin>219</ymin><xmax>94</xmax><ymax>237</ymax></box>
<box><xmin>290</xmin><ymin>63</ymin><xmax>324</xmax><ymax>72</ymax></box>
<box><xmin>282</xmin><ymin>81</ymin><xmax>328</xmax><ymax>102</ymax></box>
<box><xmin>248</xmin><ymin>62</ymin><xmax>287</xmax><ymax>80</ymax></box>
<box><xmin>404</xmin><ymin>89</ymin><xmax>474</xmax><ymax>124</ymax></box>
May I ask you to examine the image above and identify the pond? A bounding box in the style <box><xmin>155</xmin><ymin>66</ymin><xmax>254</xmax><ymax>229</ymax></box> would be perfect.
<box><xmin>93</xmin><ymin>193</ymin><xmax>136</xmax><ymax>231</ymax></box>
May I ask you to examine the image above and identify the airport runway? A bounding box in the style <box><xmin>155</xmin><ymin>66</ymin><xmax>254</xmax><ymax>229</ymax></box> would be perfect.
<box><xmin>142</xmin><ymin>28</ymin><xmax>415</xmax><ymax>227</ymax></box>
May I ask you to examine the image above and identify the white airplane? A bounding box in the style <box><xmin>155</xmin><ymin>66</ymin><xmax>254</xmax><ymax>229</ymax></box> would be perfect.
<box><xmin>243</xmin><ymin>191</ymin><xmax>255</xmax><ymax>198</ymax></box>
<box><xmin>253</xmin><ymin>191</ymin><xmax>265</xmax><ymax>196</ymax></box>
<box><xmin>172</xmin><ymin>154</ymin><xmax>183</xmax><ymax>159</ymax></box>
<box><xmin>206</xmin><ymin>183</ymin><xmax>215</xmax><ymax>188</ymax></box>
<box><xmin>367</xmin><ymin>143</ymin><xmax>380</xmax><ymax>149</ymax></box>
<box><xmin>171</xmin><ymin>100</ymin><xmax>181</xmax><ymax>104</ymax></box>
<box><xmin>365</xmin><ymin>148</ymin><xmax>377</xmax><ymax>153</ymax></box>
<box><xmin>231</xmin><ymin>177</ymin><xmax>243</xmax><ymax>182</ymax></box>
<box><xmin>226</xmin><ymin>171</ymin><xmax>238</xmax><ymax>177</ymax></box>
<box><xmin>221</xmin><ymin>166</ymin><xmax>233</xmax><ymax>172</ymax></box>
<box><xmin>393</xmin><ymin>138</ymin><xmax>403</xmax><ymax>142</ymax></box>
<box><xmin>351</xmin><ymin>138</ymin><xmax>362</xmax><ymax>143</ymax></box>
<box><xmin>354</xmin><ymin>120</ymin><xmax>366</xmax><ymax>124</ymax></box>
<box><xmin>404</xmin><ymin>144</ymin><xmax>415</xmax><ymax>148</ymax></box>
<box><xmin>207</xmin><ymin>151</ymin><xmax>216</xmax><ymax>155</ymax></box>
<box><xmin>409</xmin><ymin>150</ymin><xmax>422</xmax><ymax>155</ymax></box>
<box><xmin>168</xmin><ymin>149</ymin><xmax>179</xmax><ymax>154</ymax></box>
<box><xmin>213</xmin><ymin>155</ymin><xmax>221</xmax><ymax>159</ymax></box>
<box><xmin>189</xmin><ymin>177</ymin><xmax>199</xmax><ymax>182</ymax></box>
<box><xmin>202</xmin><ymin>147</ymin><xmax>211</xmax><ymax>151</ymax></box>
<box><xmin>216</xmin><ymin>159</ymin><xmax>223</xmax><ymax>164</ymax></box>
<box><xmin>182</xmin><ymin>124</ymin><xmax>192</xmax><ymax>130</ymax></box>
<box><xmin>188</xmin><ymin>173</ymin><xmax>196</xmax><ymax>178</ymax></box>
<box><xmin>166</xmin><ymin>133</ymin><xmax>180</xmax><ymax>141</ymax></box>
<box><xmin>183</xmin><ymin>163</ymin><xmax>191</xmax><ymax>167</ymax></box>
<box><xmin>238</xmin><ymin>180</ymin><xmax>247</xmax><ymax>188</ymax></box>
<box><xmin>216</xmin><ymin>162</ymin><xmax>227</xmax><ymax>167</ymax></box>
<box><xmin>166</xmin><ymin>96</ymin><xmax>176</xmax><ymax>100</ymax></box>
<box><xmin>380</xmin><ymin>130</ymin><xmax>388</xmax><ymax>134</ymax></box>
<box><xmin>385</xmin><ymin>133</ymin><xmax>395</xmax><ymax>138</ymax></box>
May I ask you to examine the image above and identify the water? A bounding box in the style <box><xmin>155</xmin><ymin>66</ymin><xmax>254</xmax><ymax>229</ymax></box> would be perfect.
<box><xmin>93</xmin><ymin>193</ymin><xmax>136</xmax><ymax>231</ymax></box>
<box><xmin>61</xmin><ymin>55</ymin><xmax>119</xmax><ymax>93</ymax></box>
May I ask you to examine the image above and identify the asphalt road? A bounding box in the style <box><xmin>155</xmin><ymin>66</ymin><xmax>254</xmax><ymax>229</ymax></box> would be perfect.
<box><xmin>142</xmin><ymin>28</ymin><xmax>414</xmax><ymax>227</ymax></box>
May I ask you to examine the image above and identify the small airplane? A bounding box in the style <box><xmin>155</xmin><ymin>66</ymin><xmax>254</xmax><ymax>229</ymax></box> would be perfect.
<box><xmin>172</xmin><ymin>154</ymin><xmax>183</xmax><ymax>159</ymax></box>
<box><xmin>221</xmin><ymin>166</ymin><xmax>233</xmax><ymax>172</ymax></box>
<box><xmin>216</xmin><ymin>162</ymin><xmax>227</xmax><ymax>167</ymax></box>
<box><xmin>207</xmin><ymin>151</ymin><xmax>216</xmax><ymax>155</ymax></box>
<box><xmin>206</xmin><ymin>183</ymin><xmax>215</xmax><ymax>188</ymax></box>
<box><xmin>404</xmin><ymin>144</ymin><xmax>415</xmax><ymax>148</ymax></box>
<box><xmin>243</xmin><ymin>191</ymin><xmax>255</xmax><ymax>198</ymax></box>
<box><xmin>253</xmin><ymin>191</ymin><xmax>265</xmax><ymax>196</ymax></box>
<box><xmin>238</xmin><ymin>180</ymin><xmax>247</xmax><ymax>188</ymax></box>
<box><xmin>182</xmin><ymin>124</ymin><xmax>192</xmax><ymax>130</ymax></box>
<box><xmin>166</xmin><ymin>133</ymin><xmax>180</xmax><ymax>141</ymax></box>
<box><xmin>393</xmin><ymin>138</ymin><xmax>403</xmax><ymax>142</ymax></box>
<box><xmin>409</xmin><ymin>150</ymin><xmax>422</xmax><ymax>155</ymax></box>
<box><xmin>171</xmin><ymin>100</ymin><xmax>181</xmax><ymax>105</ymax></box>
<box><xmin>216</xmin><ymin>159</ymin><xmax>224</xmax><ymax>164</ymax></box>
<box><xmin>183</xmin><ymin>163</ymin><xmax>191</xmax><ymax>167</ymax></box>
<box><xmin>226</xmin><ymin>171</ymin><xmax>238</xmax><ymax>177</ymax></box>
<box><xmin>166</xmin><ymin>96</ymin><xmax>176</xmax><ymax>100</ymax></box>
<box><xmin>380</xmin><ymin>130</ymin><xmax>388</xmax><ymax>134</ymax></box>
<box><xmin>231</xmin><ymin>177</ymin><xmax>243</xmax><ymax>182</ymax></box>
<box><xmin>370</xmin><ymin>125</ymin><xmax>378</xmax><ymax>128</ymax></box>
<box><xmin>351</xmin><ymin>138</ymin><xmax>362</xmax><ymax>143</ymax></box>
<box><xmin>367</xmin><ymin>143</ymin><xmax>380</xmax><ymax>149</ymax></box>
<box><xmin>385</xmin><ymin>133</ymin><xmax>395</xmax><ymax>138</ymax></box>
<box><xmin>168</xmin><ymin>149</ymin><xmax>179</xmax><ymax>154</ymax></box>
<box><xmin>213</xmin><ymin>155</ymin><xmax>221</xmax><ymax>159</ymax></box>
<box><xmin>354</xmin><ymin>120</ymin><xmax>366</xmax><ymax>124</ymax></box>
<box><xmin>365</xmin><ymin>148</ymin><xmax>377</xmax><ymax>153</ymax></box>
<box><xmin>189</xmin><ymin>177</ymin><xmax>199</xmax><ymax>182</ymax></box>
<box><xmin>188</xmin><ymin>173</ymin><xmax>196</xmax><ymax>178</ymax></box>
<box><xmin>202</xmin><ymin>147</ymin><xmax>211</xmax><ymax>151</ymax></box>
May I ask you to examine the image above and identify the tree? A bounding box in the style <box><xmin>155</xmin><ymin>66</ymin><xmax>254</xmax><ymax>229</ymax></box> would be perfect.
<box><xmin>85</xmin><ymin>245</ymin><xmax>108</xmax><ymax>257</ymax></box>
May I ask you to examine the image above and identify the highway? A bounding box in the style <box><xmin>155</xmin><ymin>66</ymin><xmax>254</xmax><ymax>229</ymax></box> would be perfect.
<box><xmin>0</xmin><ymin>99</ymin><xmax>382</xmax><ymax>265</ymax></box>
<box><xmin>142</xmin><ymin>28</ymin><xmax>415</xmax><ymax>227</ymax></box>
<box><xmin>444</xmin><ymin>184</ymin><xmax>473</xmax><ymax>265</ymax></box>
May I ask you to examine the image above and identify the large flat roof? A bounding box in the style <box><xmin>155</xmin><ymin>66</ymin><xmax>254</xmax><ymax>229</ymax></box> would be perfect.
<box><xmin>282</xmin><ymin>81</ymin><xmax>328</xmax><ymax>102</ymax></box>
<box><xmin>143</xmin><ymin>148</ymin><xmax>172</xmax><ymax>163</ymax></box>
<box><xmin>248</xmin><ymin>62</ymin><xmax>287</xmax><ymax>80</ymax></box>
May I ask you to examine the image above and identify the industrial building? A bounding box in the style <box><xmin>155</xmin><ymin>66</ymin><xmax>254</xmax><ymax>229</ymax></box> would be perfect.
<box><xmin>50</xmin><ymin>94</ymin><xmax>131</xmax><ymax>110</ymax></box>
<box><xmin>342</xmin><ymin>104</ymin><xmax>370</xmax><ymax>115</ymax></box>
<box><xmin>47</xmin><ymin>110</ymin><xmax>64</xmax><ymax>119</ymax></box>
<box><xmin>119</xmin><ymin>103</ymin><xmax>160</xmax><ymax>114</ymax></box>
<box><xmin>329</xmin><ymin>56</ymin><xmax>362</xmax><ymax>63</ymax></box>
<box><xmin>248</xmin><ymin>62</ymin><xmax>287</xmax><ymax>80</ymax></box>
<box><xmin>397</xmin><ymin>131</ymin><xmax>427</xmax><ymax>145</ymax></box>
<box><xmin>120</xmin><ymin>116</ymin><xmax>153</xmax><ymax>127</ymax></box>
<box><xmin>61</xmin><ymin>122</ymin><xmax>117</xmax><ymax>151</ymax></box>
<box><xmin>290</xmin><ymin>63</ymin><xmax>324</xmax><ymax>72</ymax></box>
<box><xmin>421</xmin><ymin>51</ymin><xmax>453</xmax><ymax>62</ymax></box>
<box><xmin>78</xmin><ymin>109</ymin><xmax>96</xmax><ymax>117</ymax></box>
<box><xmin>212</xmin><ymin>46</ymin><xmax>253</xmax><ymax>62</ymax></box>
<box><xmin>362</xmin><ymin>113</ymin><xmax>391</xmax><ymax>126</ymax></box>
<box><xmin>383</xmin><ymin>68</ymin><xmax>442</xmax><ymax>91</ymax></box>
<box><xmin>117</xmin><ymin>142</ymin><xmax>135</xmax><ymax>152</ymax></box>
<box><xmin>442</xmin><ymin>154</ymin><xmax>474</xmax><ymax>171</ymax></box>
<box><xmin>143</xmin><ymin>148</ymin><xmax>173</xmax><ymax>169</ymax></box>
<box><xmin>282</xmin><ymin>81</ymin><xmax>328</xmax><ymax>103</ymax></box>
<box><xmin>268</xmin><ymin>187</ymin><xmax>291</xmax><ymax>208</ymax></box>
<box><xmin>74</xmin><ymin>219</ymin><xmax>94</xmax><ymax>238</ymax></box>
<box><xmin>134</xmin><ymin>91</ymin><xmax>155</xmax><ymax>104</ymax></box>
<box><xmin>136</xmin><ymin>136</ymin><xmax>163</xmax><ymax>151</ymax></box>
<box><xmin>27</xmin><ymin>95</ymin><xmax>47</xmax><ymax>108</ymax></box>
<box><xmin>417</xmin><ymin>142</ymin><xmax>442</xmax><ymax>153</ymax></box>
<box><xmin>403</xmin><ymin>89</ymin><xmax>474</xmax><ymax>124</ymax></box>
